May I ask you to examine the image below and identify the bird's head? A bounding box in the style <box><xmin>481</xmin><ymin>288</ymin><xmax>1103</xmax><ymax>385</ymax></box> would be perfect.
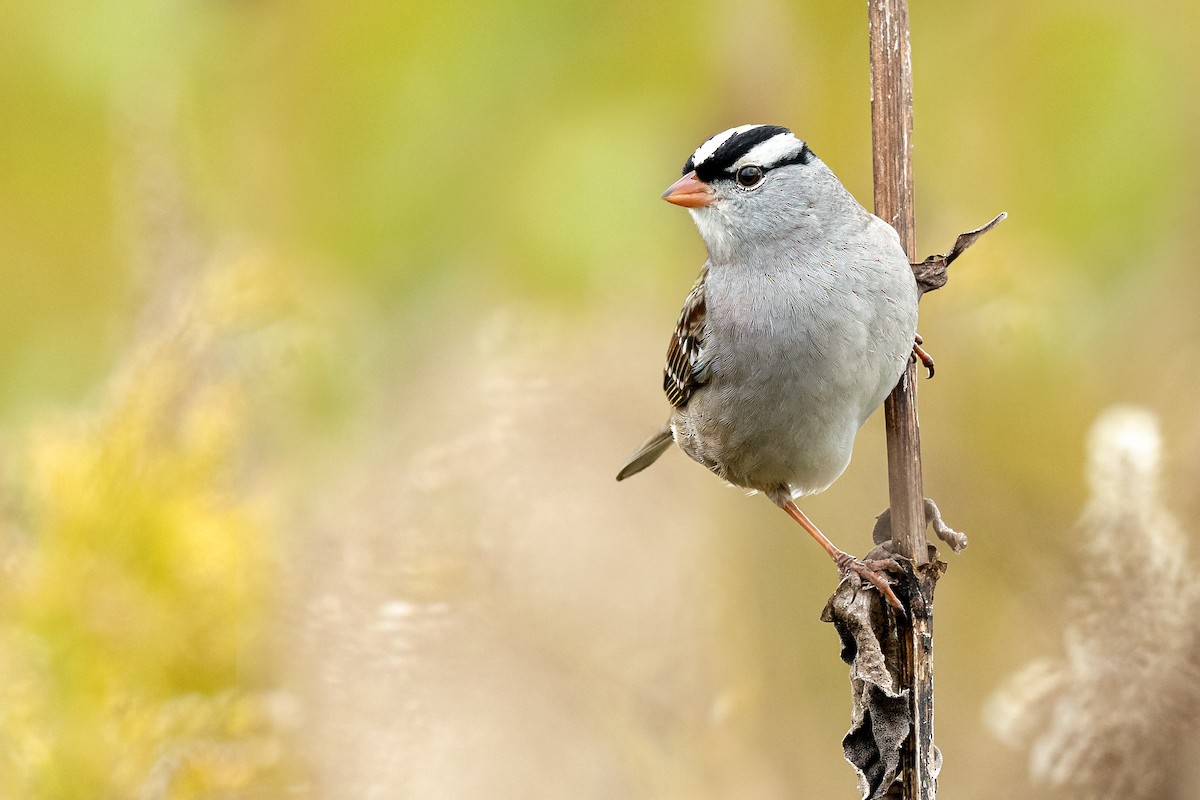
<box><xmin>663</xmin><ymin>124</ymin><xmax>823</xmax><ymax>259</ymax></box>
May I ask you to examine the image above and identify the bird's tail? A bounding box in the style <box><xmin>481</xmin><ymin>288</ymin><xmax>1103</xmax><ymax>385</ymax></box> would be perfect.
<box><xmin>616</xmin><ymin>424</ymin><xmax>674</xmax><ymax>481</ymax></box>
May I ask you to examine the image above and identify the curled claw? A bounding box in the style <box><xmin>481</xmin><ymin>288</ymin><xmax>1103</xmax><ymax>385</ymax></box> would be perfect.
<box><xmin>913</xmin><ymin>336</ymin><xmax>935</xmax><ymax>379</ymax></box>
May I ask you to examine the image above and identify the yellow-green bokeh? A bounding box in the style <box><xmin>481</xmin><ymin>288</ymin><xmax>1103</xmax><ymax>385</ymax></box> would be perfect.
<box><xmin>2</xmin><ymin>0</ymin><xmax>1199</xmax><ymax>797</ymax></box>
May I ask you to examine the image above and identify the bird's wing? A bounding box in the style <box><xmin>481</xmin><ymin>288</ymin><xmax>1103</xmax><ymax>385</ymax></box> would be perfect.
<box><xmin>663</xmin><ymin>265</ymin><xmax>711</xmax><ymax>408</ymax></box>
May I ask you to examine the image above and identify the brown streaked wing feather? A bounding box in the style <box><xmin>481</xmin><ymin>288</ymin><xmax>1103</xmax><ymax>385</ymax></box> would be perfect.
<box><xmin>663</xmin><ymin>266</ymin><xmax>709</xmax><ymax>408</ymax></box>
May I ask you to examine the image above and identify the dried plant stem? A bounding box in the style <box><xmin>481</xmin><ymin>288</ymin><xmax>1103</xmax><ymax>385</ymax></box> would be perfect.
<box><xmin>869</xmin><ymin>1</ymin><xmax>937</xmax><ymax>799</ymax></box>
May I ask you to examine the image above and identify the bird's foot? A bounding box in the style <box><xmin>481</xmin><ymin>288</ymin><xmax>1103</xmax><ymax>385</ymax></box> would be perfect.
<box><xmin>833</xmin><ymin>551</ymin><xmax>905</xmax><ymax>613</ymax></box>
<box><xmin>913</xmin><ymin>334</ymin><xmax>935</xmax><ymax>379</ymax></box>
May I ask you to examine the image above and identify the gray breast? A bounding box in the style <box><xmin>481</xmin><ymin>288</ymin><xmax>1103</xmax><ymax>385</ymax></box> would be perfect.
<box><xmin>672</xmin><ymin>228</ymin><xmax>916</xmax><ymax>496</ymax></box>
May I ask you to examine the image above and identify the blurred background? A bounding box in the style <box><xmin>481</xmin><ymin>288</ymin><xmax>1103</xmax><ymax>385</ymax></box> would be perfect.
<box><xmin>2</xmin><ymin>0</ymin><xmax>1199</xmax><ymax>797</ymax></box>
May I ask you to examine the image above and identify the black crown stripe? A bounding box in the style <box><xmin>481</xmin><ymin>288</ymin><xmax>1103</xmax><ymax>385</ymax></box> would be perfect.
<box><xmin>683</xmin><ymin>127</ymin><xmax>813</xmax><ymax>181</ymax></box>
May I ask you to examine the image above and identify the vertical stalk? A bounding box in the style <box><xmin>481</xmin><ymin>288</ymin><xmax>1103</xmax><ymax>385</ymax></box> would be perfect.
<box><xmin>869</xmin><ymin>1</ymin><xmax>937</xmax><ymax>798</ymax></box>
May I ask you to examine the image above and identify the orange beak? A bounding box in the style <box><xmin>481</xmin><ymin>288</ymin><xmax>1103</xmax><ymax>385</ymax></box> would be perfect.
<box><xmin>662</xmin><ymin>171</ymin><xmax>715</xmax><ymax>208</ymax></box>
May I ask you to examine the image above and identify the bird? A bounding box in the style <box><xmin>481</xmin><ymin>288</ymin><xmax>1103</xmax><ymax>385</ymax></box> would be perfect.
<box><xmin>617</xmin><ymin>124</ymin><xmax>929</xmax><ymax>610</ymax></box>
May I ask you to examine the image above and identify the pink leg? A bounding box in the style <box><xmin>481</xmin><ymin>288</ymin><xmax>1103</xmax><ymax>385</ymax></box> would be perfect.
<box><xmin>775</xmin><ymin>498</ymin><xmax>904</xmax><ymax>611</ymax></box>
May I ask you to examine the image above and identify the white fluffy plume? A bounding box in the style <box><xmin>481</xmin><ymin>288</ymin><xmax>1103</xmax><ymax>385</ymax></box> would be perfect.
<box><xmin>986</xmin><ymin>406</ymin><xmax>1200</xmax><ymax>800</ymax></box>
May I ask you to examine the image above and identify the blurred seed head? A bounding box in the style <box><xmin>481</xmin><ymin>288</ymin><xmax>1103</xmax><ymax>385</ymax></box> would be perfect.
<box><xmin>986</xmin><ymin>405</ymin><xmax>1200</xmax><ymax>800</ymax></box>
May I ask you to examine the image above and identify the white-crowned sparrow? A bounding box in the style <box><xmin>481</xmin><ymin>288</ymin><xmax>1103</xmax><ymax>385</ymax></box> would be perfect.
<box><xmin>617</xmin><ymin>124</ymin><xmax>924</xmax><ymax>609</ymax></box>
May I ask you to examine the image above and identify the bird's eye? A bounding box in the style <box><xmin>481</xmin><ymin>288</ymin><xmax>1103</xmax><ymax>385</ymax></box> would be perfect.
<box><xmin>735</xmin><ymin>165</ymin><xmax>764</xmax><ymax>188</ymax></box>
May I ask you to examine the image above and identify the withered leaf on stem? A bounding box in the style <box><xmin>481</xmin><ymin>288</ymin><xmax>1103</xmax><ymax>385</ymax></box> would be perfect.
<box><xmin>823</xmin><ymin>552</ymin><xmax>948</xmax><ymax>799</ymax></box>
<box><xmin>911</xmin><ymin>213</ymin><xmax>1007</xmax><ymax>295</ymax></box>
<box><xmin>822</xmin><ymin>572</ymin><xmax>912</xmax><ymax>800</ymax></box>
<box><xmin>872</xmin><ymin>498</ymin><xmax>969</xmax><ymax>555</ymax></box>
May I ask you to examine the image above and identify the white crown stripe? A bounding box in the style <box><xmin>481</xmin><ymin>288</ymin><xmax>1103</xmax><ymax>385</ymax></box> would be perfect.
<box><xmin>733</xmin><ymin>133</ymin><xmax>804</xmax><ymax>171</ymax></box>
